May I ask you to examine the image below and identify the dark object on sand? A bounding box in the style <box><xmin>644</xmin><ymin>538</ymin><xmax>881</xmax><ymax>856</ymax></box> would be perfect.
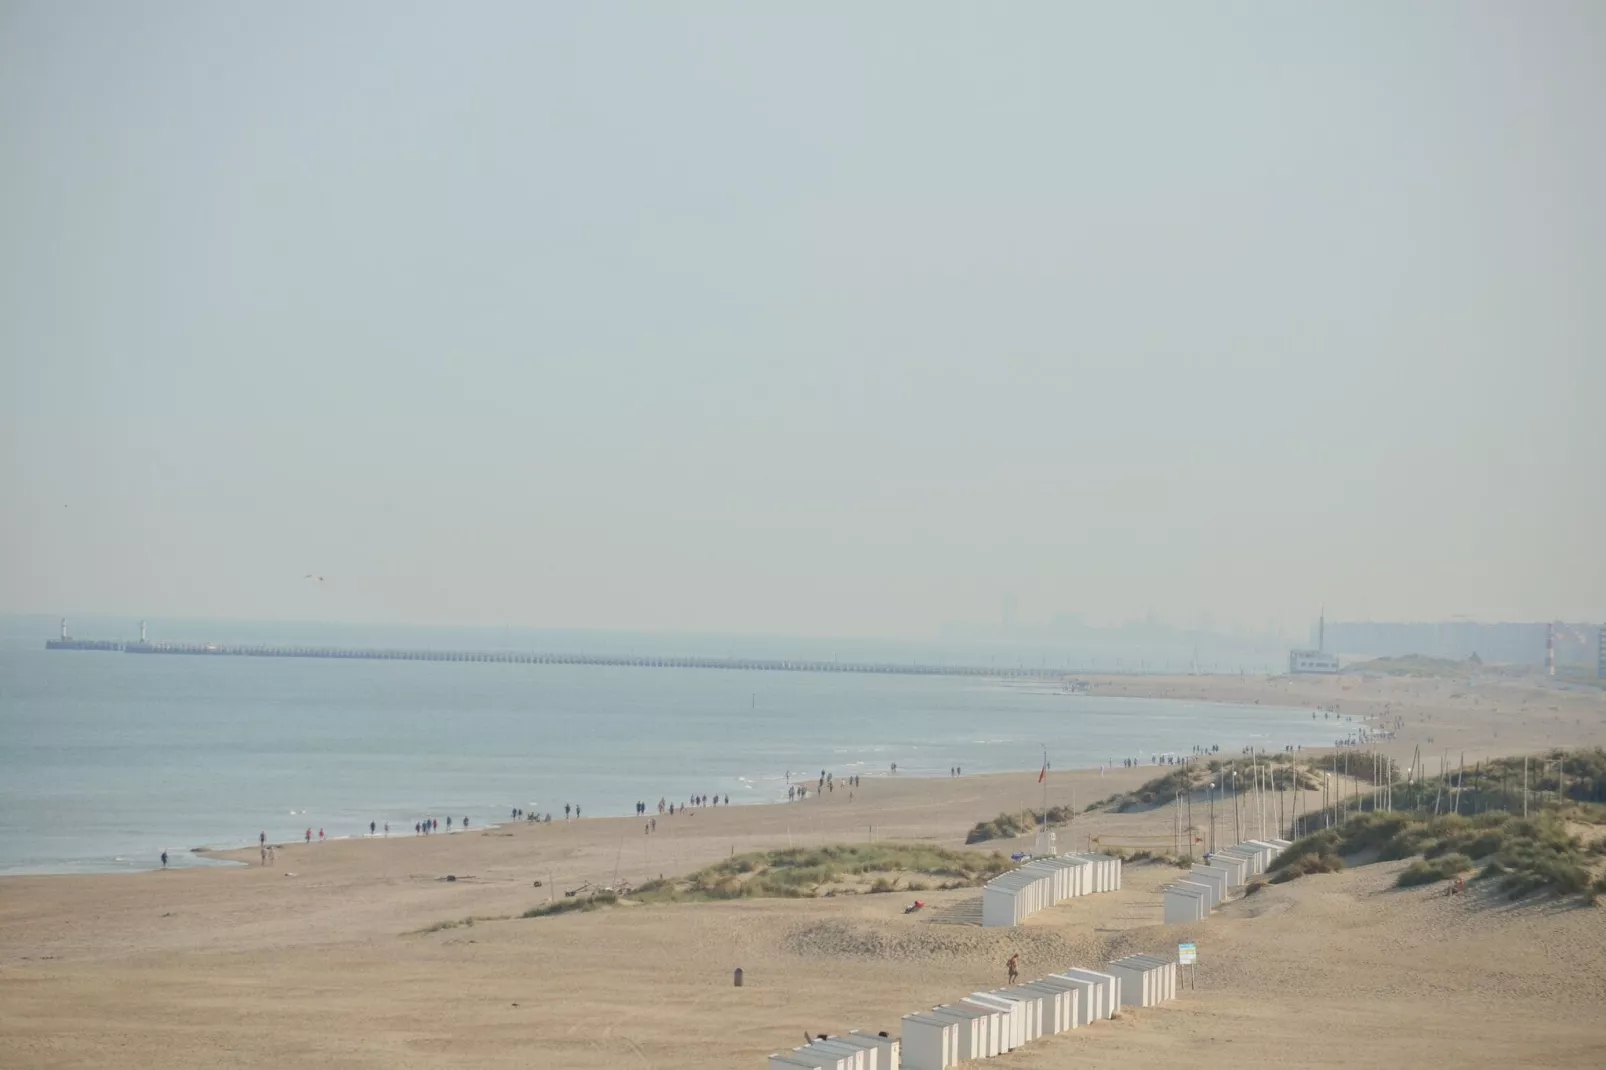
<box><xmin>733</xmin><ymin>967</ymin><xmax>743</xmax><ymax>987</ymax></box>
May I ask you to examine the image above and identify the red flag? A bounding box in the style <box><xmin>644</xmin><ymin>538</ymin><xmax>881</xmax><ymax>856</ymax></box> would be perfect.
<box><xmin>1038</xmin><ymin>760</ymin><xmax>1048</xmax><ymax>783</ymax></box>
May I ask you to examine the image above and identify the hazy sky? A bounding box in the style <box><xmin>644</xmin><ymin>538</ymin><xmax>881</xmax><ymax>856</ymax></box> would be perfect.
<box><xmin>3</xmin><ymin>2</ymin><xmax>1603</xmax><ymax>638</ymax></box>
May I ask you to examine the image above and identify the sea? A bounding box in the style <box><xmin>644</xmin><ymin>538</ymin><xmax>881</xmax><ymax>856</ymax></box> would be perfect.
<box><xmin>0</xmin><ymin>615</ymin><xmax>1329</xmax><ymax>875</ymax></box>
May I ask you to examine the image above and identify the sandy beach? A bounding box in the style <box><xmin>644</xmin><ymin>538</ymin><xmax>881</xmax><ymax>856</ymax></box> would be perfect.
<box><xmin>3</xmin><ymin>671</ymin><xmax>1603</xmax><ymax>1068</ymax></box>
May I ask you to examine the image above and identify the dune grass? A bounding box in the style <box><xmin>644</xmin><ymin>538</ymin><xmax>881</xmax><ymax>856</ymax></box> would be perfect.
<box><xmin>522</xmin><ymin>891</ymin><xmax>619</xmax><ymax>918</ymax></box>
<box><xmin>965</xmin><ymin>804</ymin><xmax>1082</xmax><ymax>844</ymax></box>
<box><xmin>630</xmin><ymin>843</ymin><xmax>1012</xmax><ymax>902</ymax></box>
<box><xmin>1271</xmin><ymin>809</ymin><xmax>1602</xmax><ymax>898</ymax></box>
<box><xmin>410</xmin><ymin>913</ymin><xmax>511</xmax><ymax>933</ymax></box>
<box><xmin>1092</xmin><ymin>755</ymin><xmax>1335</xmax><ymax>818</ymax></box>
<box><xmin>1292</xmin><ymin>747</ymin><xmax>1606</xmax><ymax>838</ymax></box>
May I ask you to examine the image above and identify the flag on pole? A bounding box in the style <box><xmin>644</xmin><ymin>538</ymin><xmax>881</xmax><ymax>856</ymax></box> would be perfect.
<box><xmin>1038</xmin><ymin>758</ymin><xmax>1049</xmax><ymax>783</ymax></box>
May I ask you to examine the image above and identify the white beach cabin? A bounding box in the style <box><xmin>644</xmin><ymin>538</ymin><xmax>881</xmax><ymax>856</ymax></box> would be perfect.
<box><xmin>1054</xmin><ymin>968</ymin><xmax>1119</xmax><ymax>1020</ymax></box>
<box><xmin>898</xmin><ymin>1014</ymin><xmax>958</xmax><ymax>1070</ymax></box>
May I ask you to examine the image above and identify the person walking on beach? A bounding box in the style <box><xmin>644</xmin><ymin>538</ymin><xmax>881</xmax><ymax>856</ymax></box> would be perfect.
<box><xmin>260</xmin><ymin>831</ymin><xmax>266</xmax><ymax>849</ymax></box>
<box><xmin>161</xmin><ymin>850</ymin><xmax>168</xmax><ymax>869</ymax></box>
<box><xmin>370</xmin><ymin>821</ymin><xmax>376</xmax><ymax>836</ymax></box>
<box><xmin>565</xmin><ymin>803</ymin><xmax>571</xmax><ymax>821</ymax></box>
<box><xmin>319</xmin><ymin>828</ymin><xmax>325</xmax><ymax>842</ymax></box>
<box><xmin>575</xmin><ymin>805</ymin><xmax>581</xmax><ymax>819</ymax></box>
<box><xmin>305</xmin><ymin>828</ymin><xmax>312</xmax><ymax>843</ymax></box>
<box><xmin>1006</xmin><ymin>953</ymin><xmax>1019</xmax><ymax>984</ymax></box>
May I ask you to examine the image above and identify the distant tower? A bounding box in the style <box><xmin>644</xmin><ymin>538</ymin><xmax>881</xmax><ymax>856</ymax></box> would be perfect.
<box><xmin>60</xmin><ymin>617</ymin><xmax>68</xmax><ymax>641</ymax></box>
<box><xmin>1317</xmin><ymin>605</ymin><xmax>1325</xmax><ymax>654</ymax></box>
<box><xmin>139</xmin><ymin>620</ymin><xmax>147</xmax><ymax>643</ymax></box>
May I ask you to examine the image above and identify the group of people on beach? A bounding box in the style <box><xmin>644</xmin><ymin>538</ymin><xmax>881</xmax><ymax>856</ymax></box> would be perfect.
<box><xmin>411</xmin><ymin>816</ymin><xmax>469</xmax><ymax>834</ymax></box>
<box><xmin>785</xmin><ymin>769</ymin><xmax>862</xmax><ymax>802</ymax></box>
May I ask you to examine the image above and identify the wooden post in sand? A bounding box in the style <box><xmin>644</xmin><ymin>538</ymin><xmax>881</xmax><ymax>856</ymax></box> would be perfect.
<box><xmin>1175</xmin><ymin>787</ymin><xmax>1188</xmax><ymax>854</ymax></box>
<box><xmin>1186</xmin><ymin>786</ymin><xmax>1194</xmax><ymax>862</ymax></box>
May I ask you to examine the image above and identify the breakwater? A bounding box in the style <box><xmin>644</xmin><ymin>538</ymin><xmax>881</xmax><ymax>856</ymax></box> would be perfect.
<box><xmin>45</xmin><ymin>638</ymin><xmax>1065</xmax><ymax>679</ymax></box>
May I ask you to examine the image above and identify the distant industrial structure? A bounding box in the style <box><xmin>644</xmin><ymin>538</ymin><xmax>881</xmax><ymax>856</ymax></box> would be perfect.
<box><xmin>1287</xmin><ymin>609</ymin><xmax>1340</xmax><ymax>674</ymax></box>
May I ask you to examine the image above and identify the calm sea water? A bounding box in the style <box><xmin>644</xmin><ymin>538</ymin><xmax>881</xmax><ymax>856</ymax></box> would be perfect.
<box><xmin>0</xmin><ymin>617</ymin><xmax>1325</xmax><ymax>874</ymax></box>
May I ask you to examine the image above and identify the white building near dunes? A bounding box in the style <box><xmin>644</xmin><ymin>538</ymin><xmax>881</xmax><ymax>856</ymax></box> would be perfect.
<box><xmin>1067</xmin><ymin>852</ymin><xmax>1123</xmax><ymax>892</ymax></box>
<box><xmin>897</xmin><ymin>1014</ymin><xmax>958</xmax><ymax>1070</ymax></box>
<box><xmin>1032</xmin><ymin>973</ymin><xmax>1096</xmax><ymax>1027</ymax></box>
<box><xmin>1108</xmin><ymin>954</ymin><xmax>1177</xmax><ymax>1008</ymax></box>
<box><xmin>1163</xmin><ymin>881</ymin><xmax>1210</xmax><ymax>923</ymax></box>
<box><xmin>842</xmin><ymin>1033</ymin><xmax>899</xmax><ymax>1070</ymax></box>
<box><xmin>1002</xmin><ymin>982</ymin><xmax>1076</xmax><ymax>1036</ymax></box>
<box><xmin>768</xmin><ymin>1047</ymin><xmax>854</xmax><ymax>1070</ymax></box>
<box><xmin>927</xmin><ymin>1004</ymin><xmax>992</xmax><ymax>1060</ymax></box>
<box><xmin>1054</xmin><ymin>968</ymin><xmax>1119</xmax><ymax>1020</ymax></box>
<box><xmin>1188</xmin><ymin>864</ymin><xmax>1230</xmax><ymax>905</ymax></box>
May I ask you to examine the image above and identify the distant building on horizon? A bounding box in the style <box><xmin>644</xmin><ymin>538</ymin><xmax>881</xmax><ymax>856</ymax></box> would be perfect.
<box><xmin>1288</xmin><ymin>649</ymin><xmax>1340</xmax><ymax>674</ymax></box>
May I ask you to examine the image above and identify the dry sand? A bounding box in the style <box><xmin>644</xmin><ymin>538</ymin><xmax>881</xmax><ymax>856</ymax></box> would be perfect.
<box><xmin>3</xmin><ymin>672</ymin><xmax>1603</xmax><ymax>1068</ymax></box>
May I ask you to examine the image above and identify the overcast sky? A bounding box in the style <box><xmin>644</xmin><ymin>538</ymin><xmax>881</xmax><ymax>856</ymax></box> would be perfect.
<box><xmin>2</xmin><ymin>2</ymin><xmax>1602</xmax><ymax>638</ymax></box>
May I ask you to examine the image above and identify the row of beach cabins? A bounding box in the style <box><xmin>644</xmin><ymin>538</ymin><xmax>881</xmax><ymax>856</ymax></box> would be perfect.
<box><xmin>770</xmin><ymin>837</ymin><xmax>1307</xmax><ymax>1068</ymax></box>
<box><xmin>772</xmin><ymin>852</ymin><xmax>1157</xmax><ymax>1069</ymax></box>
<box><xmin>770</xmin><ymin>954</ymin><xmax>1181</xmax><ymax>1070</ymax></box>
<box><xmin>981</xmin><ymin>850</ymin><xmax>1122</xmax><ymax>926</ymax></box>
<box><xmin>1161</xmin><ymin>838</ymin><xmax>1290</xmax><ymax>922</ymax></box>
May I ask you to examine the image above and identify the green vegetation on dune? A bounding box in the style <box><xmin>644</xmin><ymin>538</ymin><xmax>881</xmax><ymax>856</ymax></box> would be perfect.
<box><xmin>965</xmin><ymin>805</ymin><xmax>1079</xmax><ymax>844</ymax></box>
<box><xmin>1091</xmin><ymin>754</ymin><xmax>1340</xmax><ymax>819</ymax></box>
<box><xmin>1271</xmin><ymin>809</ymin><xmax>1605</xmax><ymax>899</ymax></box>
<box><xmin>630</xmin><ymin>843</ymin><xmax>1013</xmax><ymax>903</ymax></box>
<box><xmin>522</xmin><ymin>892</ymin><xmax>619</xmax><ymax>918</ymax></box>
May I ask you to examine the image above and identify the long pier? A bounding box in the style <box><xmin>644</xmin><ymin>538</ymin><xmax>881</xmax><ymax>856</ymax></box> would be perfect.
<box><xmin>44</xmin><ymin>638</ymin><xmax>1065</xmax><ymax>679</ymax></box>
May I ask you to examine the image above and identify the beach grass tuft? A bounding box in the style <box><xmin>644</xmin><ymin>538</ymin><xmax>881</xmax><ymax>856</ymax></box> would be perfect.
<box><xmin>522</xmin><ymin>891</ymin><xmax>619</xmax><ymax>919</ymax></box>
